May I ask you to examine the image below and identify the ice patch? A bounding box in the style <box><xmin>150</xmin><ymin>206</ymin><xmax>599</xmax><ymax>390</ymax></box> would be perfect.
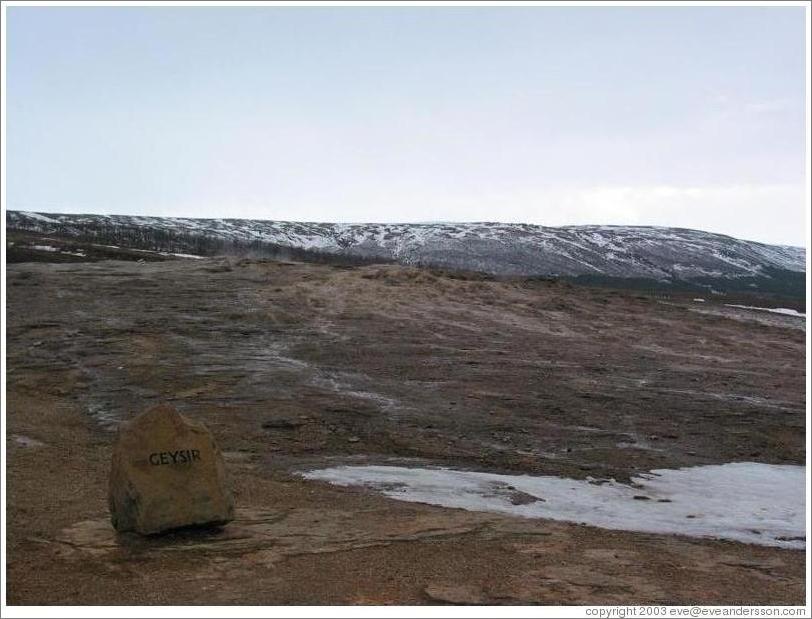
<box><xmin>303</xmin><ymin>463</ymin><xmax>806</xmax><ymax>549</ymax></box>
<box><xmin>725</xmin><ymin>305</ymin><xmax>805</xmax><ymax>317</ymax></box>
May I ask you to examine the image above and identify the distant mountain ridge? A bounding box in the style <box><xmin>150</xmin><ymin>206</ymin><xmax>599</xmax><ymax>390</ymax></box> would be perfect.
<box><xmin>6</xmin><ymin>210</ymin><xmax>806</xmax><ymax>297</ymax></box>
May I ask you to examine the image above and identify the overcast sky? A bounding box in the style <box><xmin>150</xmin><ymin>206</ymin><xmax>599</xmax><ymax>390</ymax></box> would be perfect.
<box><xmin>6</xmin><ymin>6</ymin><xmax>808</xmax><ymax>246</ymax></box>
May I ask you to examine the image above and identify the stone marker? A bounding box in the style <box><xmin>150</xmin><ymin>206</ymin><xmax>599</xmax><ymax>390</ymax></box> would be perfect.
<box><xmin>109</xmin><ymin>404</ymin><xmax>234</xmax><ymax>535</ymax></box>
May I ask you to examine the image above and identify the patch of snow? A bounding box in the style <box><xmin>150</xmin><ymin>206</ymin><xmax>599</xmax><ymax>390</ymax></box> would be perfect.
<box><xmin>22</xmin><ymin>211</ymin><xmax>60</xmax><ymax>223</ymax></box>
<box><xmin>693</xmin><ymin>298</ymin><xmax>706</xmax><ymax>303</ymax></box>
<box><xmin>673</xmin><ymin>265</ymin><xmax>725</xmax><ymax>277</ymax></box>
<box><xmin>161</xmin><ymin>252</ymin><xmax>205</xmax><ymax>260</ymax></box>
<box><xmin>303</xmin><ymin>463</ymin><xmax>806</xmax><ymax>549</ymax></box>
<box><xmin>29</xmin><ymin>245</ymin><xmax>59</xmax><ymax>252</ymax></box>
<box><xmin>725</xmin><ymin>305</ymin><xmax>805</xmax><ymax>317</ymax></box>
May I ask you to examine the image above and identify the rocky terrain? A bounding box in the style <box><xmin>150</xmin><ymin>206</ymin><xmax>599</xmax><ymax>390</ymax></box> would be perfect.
<box><xmin>5</xmin><ymin>253</ymin><xmax>806</xmax><ymax>605</ymax></box>
<box><xmin>7</xmin><ymin>210</ymin><xmax>806</xmax><ymax>298</ymax></box>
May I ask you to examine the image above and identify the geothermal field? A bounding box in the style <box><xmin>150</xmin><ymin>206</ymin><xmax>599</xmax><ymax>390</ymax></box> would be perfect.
<box><xmin>5</xmin><ymin>236</ymin><xmax>806</xmax><ymax>604</ymax></box>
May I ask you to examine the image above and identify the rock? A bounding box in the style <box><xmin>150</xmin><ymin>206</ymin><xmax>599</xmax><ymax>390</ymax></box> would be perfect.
<box><xmin>509</xmin><ymin>490</ymin><xmax>542</xmax><ymax>505</ymax></box>
<box><xmin>108</xmin><ymin>404</ymin><xmax>234</xmax><ymax>535</ymax></box>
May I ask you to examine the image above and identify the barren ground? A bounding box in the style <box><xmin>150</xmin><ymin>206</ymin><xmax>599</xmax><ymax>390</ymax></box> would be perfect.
<box><xmin>5</xmin><ymin>257</ymin><xmax>806</xmax><ymax>605</ymax></box>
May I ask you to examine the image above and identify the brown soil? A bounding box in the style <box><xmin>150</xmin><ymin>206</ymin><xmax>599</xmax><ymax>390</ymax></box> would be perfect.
<box><xmin>5</xmin><ymin>257</ymin><xmax>806</xmax><ymax>605</ymax></box>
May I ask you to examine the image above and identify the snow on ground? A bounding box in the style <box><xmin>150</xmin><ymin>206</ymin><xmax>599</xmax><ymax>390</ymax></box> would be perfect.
<box><xmin>725</xmin><ymin>305</ymin><xmax>806</xmax><ymax>318</ymax></box>
<box><xmin>91</xmin><ymin>245</ymin><xmax>203</xmax><ymax>259</ymax></box>
<box><xmin>30</xmin><ymin>245</ymin><xmax>59</xmax><ymax>252</ymax></box>
<box><xmin>21</xmin><ymin>211</ymin><xmax>60</xmax><ymax>224</ymax></box>
<box><xmin>160</xmin><ymin>252</ymin><xmax>205</xmax><ymax>259</ymax></box>
<box><xmin>303</xmin><ymin>463</ymin><xmax>806</xmax><ymax>549</ymax></box>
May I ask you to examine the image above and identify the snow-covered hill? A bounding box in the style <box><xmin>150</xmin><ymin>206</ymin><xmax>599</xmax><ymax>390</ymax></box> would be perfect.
<box><xmin>7</xmin><ymin>210</ymin><xmax>806</xmax><ymax>295</ymax></box>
